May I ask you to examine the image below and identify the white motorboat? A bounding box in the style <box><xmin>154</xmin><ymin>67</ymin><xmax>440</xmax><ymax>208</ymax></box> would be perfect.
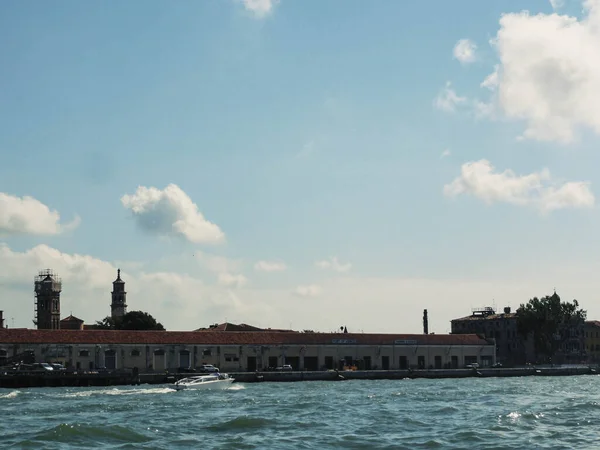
<box><xmin>172</xmin><ymin>373</ymin><xmax>234</xmax><ymax>391</ymax></box>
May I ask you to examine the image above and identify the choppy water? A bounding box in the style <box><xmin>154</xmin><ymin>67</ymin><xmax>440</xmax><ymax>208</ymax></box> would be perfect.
<box><xmin>2</xmin><ymin>376</ymin><xmax>600</xmax><ymax>449</ymax></box>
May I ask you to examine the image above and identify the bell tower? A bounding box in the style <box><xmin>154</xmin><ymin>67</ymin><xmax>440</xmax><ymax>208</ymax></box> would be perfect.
<box><xmin>34</xmin><ymin>269</ymin><xmax>61</xmax><ymax>330</ymax></box>
<box><xmin>111</xmin><ymin>269</ymin><xmax>127</xmax><ymax>320</ymax></box>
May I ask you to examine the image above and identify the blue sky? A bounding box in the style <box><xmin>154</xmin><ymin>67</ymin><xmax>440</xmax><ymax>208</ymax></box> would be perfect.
<box><xmin>1</xmin><ymin>0</ymin><xmax>600</xmax><ymax>332</ymax></box>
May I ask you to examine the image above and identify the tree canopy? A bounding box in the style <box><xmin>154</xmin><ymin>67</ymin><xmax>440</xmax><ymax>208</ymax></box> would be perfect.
<box><xmin>517</xmin><ymin>292</ymin><xmax>586</xmax><ymax>362</ymax></box>
<box><xmin>95</xmin><ymin>311</ymin><xmax>165</xmax><ymax>331</ymax></box>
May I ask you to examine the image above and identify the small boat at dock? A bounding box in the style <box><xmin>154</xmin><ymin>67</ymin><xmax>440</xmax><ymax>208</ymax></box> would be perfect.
<box><xmin>172</xmin><ymin>373</ymin><xmax>234</xmax><ymax>391</ymax></box>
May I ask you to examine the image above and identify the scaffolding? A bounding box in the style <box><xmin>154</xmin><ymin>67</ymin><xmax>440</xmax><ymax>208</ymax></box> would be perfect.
<box><xmin>34</xmin><ymin>269</ymin><xmax>62</xmax><ymax>329</ymax></box>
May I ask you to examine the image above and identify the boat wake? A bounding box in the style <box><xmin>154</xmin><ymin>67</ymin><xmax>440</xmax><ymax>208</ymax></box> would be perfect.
<box><xmin>60</xmin><ymin>387</ymin><xmax>175</xmax><ymax>398</ymax></box>
<box><xmin>0</xmin><ymin>390</ymin><xmax>20</xmax><ymax>399</ymax></box>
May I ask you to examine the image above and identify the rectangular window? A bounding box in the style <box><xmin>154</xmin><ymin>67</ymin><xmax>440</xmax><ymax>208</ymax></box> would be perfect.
<box><xmin>434</xmin><ymin>355</ymin><xmax>442</xmax><ymax>369</ymax></box>
<box><xmin>131</xmin><ymin>349</ymin><xmax>141</xmax><ymax>357</ymax></box>
<box><xmin>451</xmin><ymin>355</ymin><xmax>459</xmax><ymax>369</ymax></box>
<box><xmin>79</xmin><ymin>350</ymin><xmax>89</xmax><ymax>357</ymax></box>
<box><xmin>203</xmin><ymin>349</ymin><xmax>212</xmax><ymax>356</ymax></box>
<box><xmin>418</xmin><ymin>355</ymin><xmax>425</xmax><ymax>369</ymax></box>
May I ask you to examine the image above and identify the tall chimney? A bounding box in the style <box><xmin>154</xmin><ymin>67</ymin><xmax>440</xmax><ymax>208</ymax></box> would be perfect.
<box><xmin>423</xmin><ymin>309</ymin><xmax>429</xmax><ymax>335</ymax></box>
<box><xmin>0</xmin><ymin>310</ymin><xmax>4</xmax><ymax>329</ymax></box>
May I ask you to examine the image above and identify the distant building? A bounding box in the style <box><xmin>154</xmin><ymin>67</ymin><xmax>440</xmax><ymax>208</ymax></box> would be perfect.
<box><xmin>0</xmin><ymin>328</ymin><xmax>495</xmax><ymax>372</ymax></box>
<box><xmin>451</xmin><ymin>306</ymin><xmax>529</xmax><ymax>365</ymax></box>
<box><xmin>585</xmin><ymin>321</ymin><xmax>600</xmax><ymax>363</ymax></box>
<box><xmin>60</xmin><ymin>315</ymin><xmax>84</xmax><ymax>330</ymax></box>
<box><xmin>110</xmin><ymin>269</ymin><xmax>127</xmax><ymax>321</ymax></box>
<box><xmin>34</xmin><ymin>270</ymin><xmax>61</xmax><ymax>330</ymax></box>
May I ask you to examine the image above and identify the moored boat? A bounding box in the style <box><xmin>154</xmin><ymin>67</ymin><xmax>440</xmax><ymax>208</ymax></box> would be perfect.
<box><xmin>172</xmin><ymin>373</ymin><xmax>234</xmax><ymax>391</ymax></box>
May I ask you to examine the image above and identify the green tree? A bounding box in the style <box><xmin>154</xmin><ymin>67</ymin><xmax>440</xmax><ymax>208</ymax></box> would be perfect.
<box><xmin>95</xmin><ymin>311</ymin><xmax>165</xmax><ymax>331</ymax></box>
<box><xmin>517</xmin><ymin>292</ymin><xmax>586</xmax><ymax>363</ymax></box>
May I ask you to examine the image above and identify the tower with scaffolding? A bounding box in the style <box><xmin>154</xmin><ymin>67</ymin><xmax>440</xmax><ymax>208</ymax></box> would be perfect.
<box><xmin>34</xmin><ymin>269</ymin><xmax>62</xmax><ymax>330</ymax></box>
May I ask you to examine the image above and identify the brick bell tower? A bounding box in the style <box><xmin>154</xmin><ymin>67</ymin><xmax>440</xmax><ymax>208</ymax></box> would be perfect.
<box><xmin>111</xmin><ymin>269</ymin><xmax>127</xmax><ymax>320</ymax></box>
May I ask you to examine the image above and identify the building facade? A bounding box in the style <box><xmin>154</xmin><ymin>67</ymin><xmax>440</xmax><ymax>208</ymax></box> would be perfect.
<box><xmin>451</xmin><ymin>307</ymin><xmax>534</xmax><ymax>365</ymax></box>
<box><xmin>0</xmin><ymin>329</ymin><xmax>495</xmax><ymax>372</ymax></box>
<box><xmin>585</xmin><ymin>321</ymin><xmax>600</xmax><ymax>363</ymax></box>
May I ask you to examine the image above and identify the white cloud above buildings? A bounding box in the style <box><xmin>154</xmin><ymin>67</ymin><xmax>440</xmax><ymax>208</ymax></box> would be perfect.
<box><xmin>254</xmin><ymin>260</ymin><xmax>287</xmax><ymax>272</ymax></box>
<box><xmin>293</xmin><ymin>284</ymin><xmax>322</xmax><ymax>297</ymax></box>
<box><xmin>241</xmin><ymin>0</ymin><xmax>278</xmax><ymax>18</ymax></box>
<box><xmin>453</xmin><ymin>39</ymin><xmax>477</xmax><ymax>64</ymax></box>
<box><xmin>121</xmin><ymin>184</ymin><xmax>225</xmax><ymax>245</ymax></box>
<box><xmin>439</xmin><ymin>1</ymin><xmax>600</xmax><ymax>142</ymax></box>
<box><xmin>0</xmin><ymin>192</ymin><xmax>80</xmax><ymax>236</ymax></box>
<box><xmin>315</xmin><ymin>257</ymin><xmax>352</xmax><ymax>273</ymax></box>
<box><xmin>444</xmin><ymin>160</ymin><xmax>595</xmax><ymax>212</ymax></box>
<box><xmin>434</xmin><ymin>82</ymin><xmax>467</xmax><ymax>113</ymax></box>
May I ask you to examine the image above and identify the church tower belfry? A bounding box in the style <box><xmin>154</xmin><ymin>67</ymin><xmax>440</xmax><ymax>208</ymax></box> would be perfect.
<box><xmin>111</xmin><ymin>269</ymin><xmax>127</xmax><ymax>320</ymax></box>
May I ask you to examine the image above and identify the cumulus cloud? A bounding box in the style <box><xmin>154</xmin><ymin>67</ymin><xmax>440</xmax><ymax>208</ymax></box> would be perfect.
<box><xmin>241</xmin><ymin>0</ymin><xmax>278</xmax><ymax>18</ymax></box>
<box><xmin>121</xmin><ymin>184</ymin><xmax>224</xmax><ymax>244</ymax></box>
<box><xmin>444</xmin><ymin>159</ymin><xmax>595</xmax><ymax>212</ymax></box>
<box><xmin>218</xmin><ymin>272</ymin><xmax>248</xmax><ymax>288</ymax></box>
<box><xmin>315</xmin><ymin>257</ymin><xmax>352</xmax><ymax>273</ymax></box>
<box><xmin>293</xmin><ymin>284</ymin><xmax>322</xmax><ymax>297</ymax></box>
<box><xmin>254</xmin><ymin>260</ymin><xmax>287</xmax><ymax>272</ymax></box>
<box><xmin>434</xmin><ymin>82</ymin><xmax>467</xmax><ymax>112</ymax></box>
<box><xmin>453</xmin><ymin>39</ymin><xmax>477</xmax><ymax>64</ymax></box>
<box><xmin>0</xmin><ymin>192</ymin><xmax>80</xmax><ymax>236</ymax></box>
<box><xmin>477</xmin><ymin>1</ymin><xmax>600</xmax><ymax>142</ymax></box>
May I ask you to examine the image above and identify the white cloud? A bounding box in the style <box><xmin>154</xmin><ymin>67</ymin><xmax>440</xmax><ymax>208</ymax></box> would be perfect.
<box><xmin>480</xmin><ymin>1</ymin><xmax>600</xmax><ymax>142</ymax></box>
<box><xmin>121</xmin><ymin>184</ymin><xmax>225</xmax><ymax>244</ymax></box>
<box><xmin>293</xmin><ymin>284</ymin><xmax>322</xmax><ymax>297</ymax></box>
<box><xmin>440</xmin><ymin>149</ymin><xmax>451</xmax><ymax>158</ymax></box>
<box><xmin>241</xmin><ymin>0</ymin><xmax>278</xmax><ymax>18</ymax></box>
<box><xmin>549</xmin><ymin>0</ymin><xmax>565</xmax><ymax>10</ymax></box>
<box><xmin>194</xmin><ymin>251</ymin><xmax>241</xmax><ymax>274</ymax></box>
<box><xmin>444</xmin><ymin>159</ymin><xmax>595</xmax><ymax>212</ymax></box>
<box><xmin>315</xmin><ymin>256</ymin><xmax>352</xmax><ymax>273</ymax></box>
<box><xmin>218</xmin><ymin>272</ymin><xmax>248</xmax><ymax>288</ymax></box>
<box><xmin>254</xmin><ymin>260</ymin><xmax>287</xmax><ymax>272</ymax></box>
<box><xmin>453</xmin><ymin>39</ymin><xmax>477</xmax><ymax>64</ymax></box>
<box><xmin>434</xmin><ymin>82</ymin><xmax>467</xmax><ymax>112</ymax></box>
<box><xmin>0</xmin><ymin>192</ymin><xmax>80</xmax><ymax>236</ymax></box>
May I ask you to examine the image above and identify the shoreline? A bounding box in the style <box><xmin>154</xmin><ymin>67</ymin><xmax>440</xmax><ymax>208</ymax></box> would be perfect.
<box><xmin>0</xmin><ymin>365</ymin><xmax>597</xmax><ymax>388</ymax></box>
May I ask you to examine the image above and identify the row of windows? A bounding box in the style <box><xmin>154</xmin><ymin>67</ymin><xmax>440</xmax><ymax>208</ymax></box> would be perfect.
<box><xmin>77</xmin><ymin>348</ymin><xmax>213</xmax><ymax>357</ymax></box>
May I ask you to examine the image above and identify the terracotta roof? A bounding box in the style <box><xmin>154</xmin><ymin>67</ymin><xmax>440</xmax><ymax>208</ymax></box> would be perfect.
<box><xmin>196</xmin><ymin>322</ymin><xmax>264</xmax><ymax>332</ymax></box>
<box><xmin>60</xmin><ymin>315</ymin><xmax>84</xmax><ymax>323</ymax></box>
<box><xmin>452</xmin><ymin>313</ymin><xmax>517</xmax><ymax>322</ymax></box>
<box><xmin>0</xmin><ymin>329</ymin><xmax>492</xmax><ymax>346</ymax></box>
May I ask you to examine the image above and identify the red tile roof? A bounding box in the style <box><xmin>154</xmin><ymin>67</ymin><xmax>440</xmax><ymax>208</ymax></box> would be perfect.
<box><xmin>195</xmin><ymin>322</ymin><xmax>294</xmax><ymax>332</ymax></box>
<box><xmin>60</xmin><ymin>315</ymin><xmax>84</xmax><ymax>323</ymax></box>
<box><xmin>0</xmin><ymin>329</ymin><xmax>492</xmax><ymax>346</ymax></box>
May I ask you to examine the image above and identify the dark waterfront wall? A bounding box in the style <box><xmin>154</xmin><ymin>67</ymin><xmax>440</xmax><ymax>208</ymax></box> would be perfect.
<box><xmin>1</xmin><ymin>366</ymin><xmax>597</xmax><ymax>389</ymax></box>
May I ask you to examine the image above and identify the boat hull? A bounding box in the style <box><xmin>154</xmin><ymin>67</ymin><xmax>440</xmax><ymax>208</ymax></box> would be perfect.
<box><xmin>172</xmin><ymin>378</ymin><xmax>234</xmax><ymax>391</ymax></box>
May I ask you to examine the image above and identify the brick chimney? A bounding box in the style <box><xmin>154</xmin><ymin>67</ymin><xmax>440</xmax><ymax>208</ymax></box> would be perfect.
<box><xmin>423</xmin><ymin>309</ymin><xmax>429</xmax><ymax>335</ymax></box>
<box><xmin>0</xmin><ymin>310</ymin><xmax>4</xmax><ymax>329</ymax></box>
